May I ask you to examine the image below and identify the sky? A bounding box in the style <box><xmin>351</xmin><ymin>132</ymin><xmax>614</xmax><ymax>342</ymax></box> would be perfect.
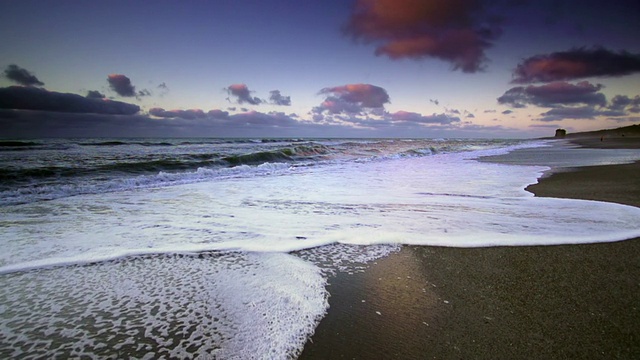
<box><xmin>1</xmin><ymin>0</ymin><xmax>639</xmax><ymax>139</ymax></box>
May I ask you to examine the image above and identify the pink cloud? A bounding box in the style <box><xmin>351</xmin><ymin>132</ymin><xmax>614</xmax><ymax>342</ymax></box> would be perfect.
<box><xmin>320</xmin><ymin>84</ymin><xmax>390</xmax><ymax>108</ymax></box>
<box><xmin>344</xmin><ymin>0</ymin><xmax>502</xmax><ymax>72</ymax></box>
<box><xmin>313</xmin><ymin>83</ymin><xmax>390</xmax><ymax>118</ymax></box>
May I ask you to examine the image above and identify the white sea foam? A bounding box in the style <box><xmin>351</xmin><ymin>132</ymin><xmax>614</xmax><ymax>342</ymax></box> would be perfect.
<box><xmin>0</xmin><ymin>252</ymin><xmax>328</xmax><ymax>359</ymax></box>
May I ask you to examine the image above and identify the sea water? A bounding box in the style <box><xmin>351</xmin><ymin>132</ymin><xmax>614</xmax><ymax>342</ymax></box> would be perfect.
<box><xmin>1</xmin><ymin>138</ymin><xmax>640</xmax><ymax>358</ymax></box>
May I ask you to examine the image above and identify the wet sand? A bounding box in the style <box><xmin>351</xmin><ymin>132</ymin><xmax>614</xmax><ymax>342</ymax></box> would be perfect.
<box><xmin>300</xmin><ymin>137</ymin><xmax>640</xmax><ymax>359</ymax></box>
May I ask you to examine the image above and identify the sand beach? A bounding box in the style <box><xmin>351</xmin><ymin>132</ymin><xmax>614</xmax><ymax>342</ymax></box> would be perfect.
<box><xmin>301</xmin><ymin>136</ymin><xmax>640</xmax><ymax>359</ymax></box>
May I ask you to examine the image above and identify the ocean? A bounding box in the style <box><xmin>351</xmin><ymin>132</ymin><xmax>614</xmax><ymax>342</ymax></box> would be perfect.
<box><xmin>2</xmin><ymin>138</ymin><xmax>640</xmax><ymax>359</ymax></box>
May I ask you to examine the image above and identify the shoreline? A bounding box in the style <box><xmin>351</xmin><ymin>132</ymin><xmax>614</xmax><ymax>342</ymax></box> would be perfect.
<box><xmin>300</xmin><ymin>137</ymin><xmax>640</xmax><ymax>359</ymax></box>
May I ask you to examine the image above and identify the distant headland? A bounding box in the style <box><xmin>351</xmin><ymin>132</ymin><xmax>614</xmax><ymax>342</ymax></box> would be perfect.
<box><xmin>548</xmin><ymin>124</ymin><xmax>640</xmax><ymax>149</ymax></box>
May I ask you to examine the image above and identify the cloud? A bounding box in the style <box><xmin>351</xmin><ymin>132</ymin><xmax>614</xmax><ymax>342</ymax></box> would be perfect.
<box><xmin>537</xmin><ymin>106</ymin><xmax>626</xmax><ymax>122</ymax></box>
<box><xmin>107</xmin><ymin>74</ymin><xmax>137</xmax><ymax>97</ymax></box>
<box><xmin>315</xmin><ymin>84</ymin><xmax>390</xmax><ymax>115</ymax></box>
<box><xmin>105</xmin><ymin>74</ymin><xmax>150</xmax><ymax>98</ymax></box>
<box><xmin>313</xmin><ymin>97</ymin><xmax>364</xmax><ymax>115</ymax></box>
<box><xmin>3</xmin><ymin>64</ymin><xmax>44</xmax><ymax>86</ymax></box>
<box><xmin>608</xmin><ymin>95</ymin><xmax>640</xmax><ymax>113</ymax></box>
<box><xmin>0</xmin><ymin>86</ymin><xmax>140</xmax><ymax>115</ymax></box>
<box><xmin>0</xmin><ymin>105</ymin><xmax>525</xmax><ymax>139</ymax></box>
<box><xmin>269</xmin><ymin>90</ymin><xmax>292</xmax><ymax>106</ymax></box>
<box><xmin>208</xmin><ymin>109</ymin><xmax>230</xmax><ymax>119</ymax></box>
<box><xmin>149</xmin><ymin>108</ymin><xmax>207</xmax><ymax>120</ymax></box>
<box><xmin>148</xmin><ymin>108</ymin><xmax>233</xmax><ymax>121</ymax></box>
<box><xmin>156</xmin><ymin>82</ymin><xmax>169</xmax><ymax>97</ymax></box>
<box><xmin>501</xmin><ymin>109</ymin><xmax>513</xmax><ymax>114</ymax></box>
<box><xmin>86</xmin><ymin>90</ymin><xmax>106</xmax><ymax>99</ymax></box>
<box><xmin>390</xmin><ymin>111</ymin><xmax>460</xmax><ymax>124</ymax></box>
<box><xmin>226</xmin><ymin>84</ymin><xmax>263</xmax><ymax>105</ymax></box>
<box><xmin>231</xmin><ymin>110</ymin><xmax>299</xmax><ymax>127</ymax></box>
<box><xmin>483</xmin><ymin>109</ymin><xmax>496</xmax><ymax>113</ymax></box>
<box><xmin>497</xmin><ymin>81</ymin><xmax>607</xmax><ymax>108</ymax></box>
<box><xmin>147</xmin><ymin>108</ymin><xmax>300</xmax><ymax>127</ymax></box>
<box><xmin>512</xmin><ymin>47</ymin><xmax>640</xmax><ymax>83</ymax></box>
<box><xmin>343</xmin><ymin>0</ymin><xmax>505</xmax><ymax>72</ymax></box>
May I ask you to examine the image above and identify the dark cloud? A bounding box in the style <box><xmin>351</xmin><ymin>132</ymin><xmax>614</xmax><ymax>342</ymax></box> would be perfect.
<box><xmin>0</xmin><ymin>110</ymin><xmax>154</xmax><ymax>138</ymax></box>
<box><xmin>208</xmin><ymin>109</ymin><xmax>230</xmax><ymax>118</ymax></box>
<box><xmin>269</xmin><ymin>90</ymin><xmax>292</xmax><ymax>106</ymax></box>
<box><xmin>501</xmin><ymin>109</ymin><xmax>513</xmax><ymax>114</ymax></box>
<box><xmin>510</xmin><ymin>88</ymin><xmax>640</xmax><ymax>122</ymax></box>
<box><xmin>86</xmin><ymin>90</ymin><xmax>106</xmax><ymax>99</ymax></box>
<box><xmin>107</xmin><ymin>74</ymin><xmax>135</xmax><ymax>97</ymax></box>
<box><xmin>313</xmin><ymin>97</ymin><xmax>364</xmax><ymax>115</ymax></box>
<box><xmin>149</xmin><ymin>108</ymin><xmax>229</xmax><ymax>120</ymax></box>
<box><xmin>0</xmin><ymin>86</ymin><xmax>140</xmax><ymax>115</ymax></box>
<box><xmin>149</xmin><ymin>108</ymin><xmax>206</xmax><ymax>120</ymax></box>
<box><xmin>466</xmin><ymin>113</ymin><xmax>475</xmax><ymax>118</ymax></box>
<box><xmin>231</xmin><ymin>111</ymin><xmax>298</xmax><ymax>127</ymax></box>
<box><xmin>608</xmin><ymin>95</ymin><xmax>640</xmax><ymax>113</ymax></box>
<box><xmin>226</xmin><ymin>84</ymin><xmax>263</xmax><ymax>105</ymax></box>
<box><xmin>0</xmin><ymin>106</ymin><xmax>523</xmax><ymax>139</ymax></box>
<box><xmin>512</xmin><ymin>47</ymin><xmax>640</xmax><ymax>83</ymax></box>
<box><xmin>107</xmin><ymin>74</ymin><xmax>147</xmax><ymax>98</ymax></box>
<box><xmin>390</xmin><ymin>111</ymin><xmax>460</xmax><ymax>124</ymax></box>
<box><xmin>3</xmin><ymin>64</ymin><xmax>44</xmax><ymax>86</ymax></box>
<box><xmin>537</xmin><ymin>106</ymin><xmax>626</xmax><ymax>122</ymax></box>
<box><xmin>429</xmin><ymin>98</ymin><xmax>439</xmax><ymax>105</ymax></box>
<box><xmin>344</xmin><ymin>0</ymin><xmax>505</xmax><ymax>72</ymax></box>
<box><xmin>314</xmin><ymin>84</ymin><xmax>390</xmax><ymax>115</ymax></box>
<box><xmin>147</xmin><ymin>108</ymin><xmax>294</xmax><ymax>125</ymax></box>
<box><xmin>497</xmin><ymin>81</ymin><xmax>606</xmax><ymax>108</ymax></box>
<box><xmin>157</xmin><ymin>82</ymin><xmax>168</xmax><ymax>90</ymax></box>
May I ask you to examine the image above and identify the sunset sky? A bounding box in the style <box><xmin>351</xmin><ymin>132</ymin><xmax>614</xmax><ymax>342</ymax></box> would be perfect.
<box><xmin>1</xmin><ymin>0</ymin><xmax>639</xmax><ymax>138</ymax></box>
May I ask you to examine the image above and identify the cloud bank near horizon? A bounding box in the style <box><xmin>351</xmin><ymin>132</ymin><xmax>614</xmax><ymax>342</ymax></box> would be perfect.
<box><xmin>1</xmin><ymin>79</ymin><xmax>517</xmax><ymax>138</ymax></box>
<box><xmin>0</xmin><ymin>86</ymin><xmax>140</xmax><ymax>115</ymax></box>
